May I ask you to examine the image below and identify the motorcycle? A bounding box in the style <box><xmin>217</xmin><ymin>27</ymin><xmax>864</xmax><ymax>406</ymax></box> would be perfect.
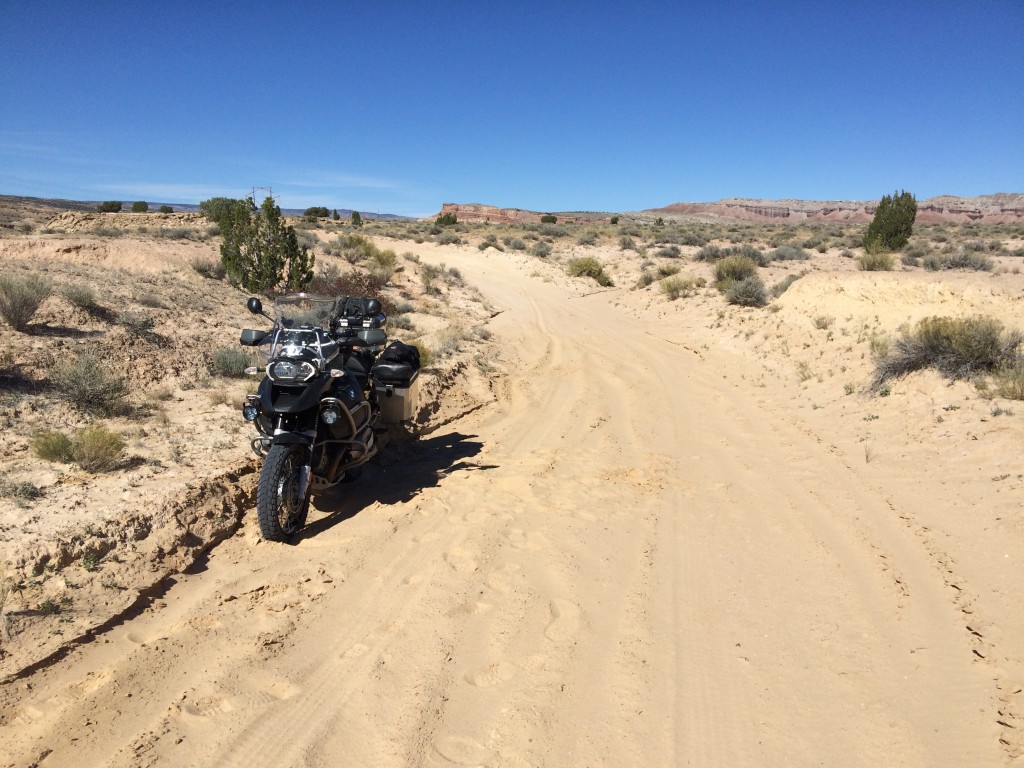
<box><xmin>238</xmin><ymin>292</ymin><xmax>420</xmax><ymax>541</ymax></box>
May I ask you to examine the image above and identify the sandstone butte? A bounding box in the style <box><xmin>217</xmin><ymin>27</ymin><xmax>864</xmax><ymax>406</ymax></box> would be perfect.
<box><xmin>434</xmin><ymin>193</ymin><xmax>1024</xmax><ymax>225</ymax></box>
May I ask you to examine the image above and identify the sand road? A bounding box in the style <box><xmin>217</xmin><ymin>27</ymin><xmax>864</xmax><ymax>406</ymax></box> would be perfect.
<box><xmin>0</xmin><ymin>248</ymin><xmax>1008</xmax><ymax>767</ymax></box>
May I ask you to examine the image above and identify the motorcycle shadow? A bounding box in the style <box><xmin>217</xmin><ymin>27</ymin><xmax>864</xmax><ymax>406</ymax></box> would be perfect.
<box><xmin>296</xmin><ymin>431</ymin><xmax>495</xmax><ymax>541</ymax></box>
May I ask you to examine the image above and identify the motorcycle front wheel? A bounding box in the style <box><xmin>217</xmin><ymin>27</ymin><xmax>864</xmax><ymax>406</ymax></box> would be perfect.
<box><xmin>256</xmin><ymin>444</ymin><xmax>310</xmax><ymax>541</ymax></box>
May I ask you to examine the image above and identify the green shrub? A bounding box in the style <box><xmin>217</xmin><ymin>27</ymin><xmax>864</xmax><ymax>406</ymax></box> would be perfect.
<box><xmin>210</xmin><ymin>347</ymin><xmax>253</xmax><ymax>378</ymax></box>
<box><xmin>72</xmin><ymin>425</ymin><xmax>126</xmax><ymax>472</ymax></box>
<box><xmin>97</xmin><ymin>201</ymin><xmax>122</xmax><ymax>213</ymax></box>
<box><xmin>0</xmin><ymin>273</ymin><xmax>52</xmax><ymax>332</ymax></box>
<box><xmin>714</xmin><ymin>255</ymin><xmax>758</xmax><ymax>285</ymax></box>
<box><xmin>566</xmin><ymin>257</ymin><xmax>614</xmax><ymax>286</ymax></box>
<box><xmin>725</xmin><ymin>276</ymin><xmax>767</xmax><ymax>307</ymax></box>
<box><xmin>872</xmin><ymin>315</ymin><xmax>1020</xmax><ymax>389</ymax></box>
<box><xmin>219</xmin><ymin>197</ymin><xmax>315</xmax><ymax>292</ymax></box>
<box><xmin>609</xmin><ymin>216</ymin><xmax>619</xmax><ymax>225</ymax></box>
<box><xmin>435</xmin><ymin>212</ymin><xmax>458</xmax><ymax>226</ymax></box>
<box><xmin>32</xmin><ymin>431</ymin><xmax>74</xmax><ymax>462</ymax></box>
<box><xmin>368</xmin><ymin>248</ymin><xmax>398</xmax><ymax>281</ymax></box>
<box><xmin>131</xmin><ymin>201</ymin><xmax>149</xmax><ymax>213</ymax></box>
<box><xmin>51</xmin><ymin>352</ymin><xmax>129</xmax><ymax>415</ymax></box>
<box><xmin>540</xmin><ymin>214</ymin><xmax>557</xmax><ymax>224</ymax></box>
<box><xmin>864</xmin><ymin>190</ymin><xmax>917</xmax><ymax>253</ymax></box>
<box><xmin>159</xmin><ymin>205</ymin><xmax>174</xmax><ymax>214</ymax></box>
<box><xmin>304</xmin><ymin>206</ymin><xmax>330</xmax><ymax>220</ymax></box>
<box><xmin>857</xmin><ymin>252</ymin><xmax>895</xmax><ymax>271</ymax></box>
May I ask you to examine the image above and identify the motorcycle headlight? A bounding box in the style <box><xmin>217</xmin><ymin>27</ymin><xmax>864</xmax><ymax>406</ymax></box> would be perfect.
<box><xmin>268</xmin><ymin>360</ymin><xmax>317</xmax><ymax>382</ymax></box>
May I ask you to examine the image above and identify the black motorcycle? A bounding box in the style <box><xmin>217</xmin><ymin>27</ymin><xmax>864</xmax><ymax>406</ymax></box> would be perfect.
<box><xmin>239</xmin><ymin>293</ymin><xmax>420</xmax><ymax>541</ymax></box>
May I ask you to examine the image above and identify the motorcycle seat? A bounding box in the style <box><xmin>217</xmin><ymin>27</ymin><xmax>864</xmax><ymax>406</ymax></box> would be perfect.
<box><xmin>372</xmin><ymin>362</ymin><xmax>417</xmax><ymax>384</ymax></box>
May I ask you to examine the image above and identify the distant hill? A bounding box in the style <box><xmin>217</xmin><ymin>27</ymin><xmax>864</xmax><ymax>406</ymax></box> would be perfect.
<box><xmin>0</xmin><ymin>195</ymin><xmax>410</xmax><ymax>225</ymax></box>
<box><xmin>435</xmin><ymin>195</ymin><xmax>1024</xmax><ymax>226</ymax></box>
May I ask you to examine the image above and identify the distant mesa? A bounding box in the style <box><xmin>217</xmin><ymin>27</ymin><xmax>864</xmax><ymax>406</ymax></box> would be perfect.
<box><xmin>645</xmin><ymin>193</ymin><xmax>1024</xmax><ymax>225</ymax></box>
<box><xmin>435</xmin><ymin>194</ymin><xmax>1024</xmax><ymax>226</ymax></box>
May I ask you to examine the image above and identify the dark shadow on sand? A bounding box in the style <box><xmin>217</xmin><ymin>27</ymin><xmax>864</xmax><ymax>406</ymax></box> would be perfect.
<box><xmin>295</xmin><ymin>431</ymin><xmax>496</xmax><ymax>541</ymax></box>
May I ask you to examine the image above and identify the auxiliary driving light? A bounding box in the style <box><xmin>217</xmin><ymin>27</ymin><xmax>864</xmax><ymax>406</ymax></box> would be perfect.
<box><xmin>321</xmin><ymin>406</ymin><xmax>341</xmax><ymax>425</ymax></box>
<box><xmin>242</xmin><ymin>404</ymin><xmax>259</xmax><ymax>422</ymax></box>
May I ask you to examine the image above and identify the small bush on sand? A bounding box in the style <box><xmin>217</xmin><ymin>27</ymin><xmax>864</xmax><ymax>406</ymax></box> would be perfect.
<box><xmin>51</xmin><ymin>351</ymin><xmax>129</xmax><ymax>415</ymax></box>
<box><xmin>576</xmin><ymin>231</ymin><xmax>598</xmax><ymax>246</ymax></box>
<box><xmin>32</xmin><ymin>431</ymin><xmax>74</xmax><ymax>463</ymax></box>
<box><xmin>771</xmin><ymin>244</ymin><xmax>810</xmax><ymax>261</ymax></box>
<box><xmin>694</xmin><ymin>244</ymin><xmax>724</xmax><ymax>262</ymax></box>
<box><xmin>436</xmin><ymin>231</ymin><xmax>461</xmax><ymax>245</ymax></box>
<box><xmin>857</xmin><ymin>252</ymin><xmax>895</xmax><ymax>271</ymax></box>
<box><xmin>531</xmin><ymin>242</ymin><xmax>552</xmax><ymax>258</ymax></box>
<box><xmin>660</xmin><ymin>276</ymin><xmax>705</xmax><ymax>300</ymax></box>
<box><xmin>922</xmin><ymin>250</ymin><xmax>994</xmax><ymax>272</ymax></box>
<box><xmin>61</xmin><ymin>283</ymin><xmax>97</xmax><ymax>311</ymax></box>
<box><xmin>566</xmin><ymin>257</ymin><xmax>614</xmax><ymax>287</ymax></box>
<box><xmin>994</xmin><ymin>361</ymin><xmax>1024</xmax><ymax>400</ymax></box>
<box><xmin>72</xmin><ymin>425</ymin><xmax>126</xmax><ymax>472</ymax></box>
<box><xmin>619</xmin><ymin>235</ymin><xmax>637</xmax><ymax>251</ymax></box>
<box><xmin>211</xmin><ymin>347</ymin><xmax>254</xmax><ymax>378</ymax></box>
<box><xmin>191</xmin><ymin>257</ymin><xmax>227</xmax><ymax>279</ymax></box>
<box><xmin>714</xmin><ymin>255</ymin><xmax>758</xmax><ymax>287</ymax></box>
<box><xmin>872</xmin><ymin>315</ymin><xmax>1020</xmax><ymax>389</ymax></box>
<box><xmin>725</xmin><ymin>276</ymin><xmax>767</xmax><ymax>307</ymax></box>
<box><xmin>0</xmin><ymin>273</ymin><xmax>52</xmax><ymax>332</ymax></box>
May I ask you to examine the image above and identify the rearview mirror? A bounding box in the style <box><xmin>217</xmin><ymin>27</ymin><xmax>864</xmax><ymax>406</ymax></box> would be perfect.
<box><xmin>246</xmin><ymin>297</ymin><xmax>263</xmax><ymax>315</ymax></box>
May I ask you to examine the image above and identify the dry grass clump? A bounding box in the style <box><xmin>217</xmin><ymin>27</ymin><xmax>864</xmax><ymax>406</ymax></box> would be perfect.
<box><xmin>0</xmin><ymin>272</ymin><xmax>52</xmax><ymax>332</ymax></box>
<box><xmin>770</xmin><ymin>273</ymin><xmax>803</xmax><ymax>298</ymax></box>
<box><xmin>994</xmin><ymin>361</ymin><xmax>1024</xmax><ymax>400</ymax></box>
<box><xmin>51</xmin><ymin>351</ymin><xmax>129</xmax><ymax>415</ymax></box>
<box><xmin>61</xmin><ymin>283</ymin><xmax>98</xmax><ymax>311</ymax></box>
<box><xmin>872</xmin><ymin>315</ymin><xmax>1021</xmax><ymax>390</ymax></box>
<box><xmin>660</xmin><ymin>276</ymin><xmax>705</xmax><ymax>300</ymax></box>
<box><xmin>32</xmin><ymin>431</ymin><xmax>74</xmax><ymax>462</ymax></box>
<box><xmin>32</xmin><ymin>425</ymin><xmax>126</xmax><ymax>472</ymax></box>
<box><xmin>857</xmin><ymin>252</ymin><xmax>895</xmax><ymax>271</ymax></box>
<box><xmin>71</xmin><ymin>425</ymin><xmax>127</xmax><ymax>472</ymax></box>
<box><xmin>566</xmin><ymin>257</ymin><xmax>614</xmax><ymax>287</ymax></box>
<box><xmin>714</xmin><ymin>255</ymin><xmax>758</xmax><ymax>286</ymax></box>
<box><xmin>191</xmin><ymin>257</ymin><xmax>226</xmax><ymax>279</ymax></box>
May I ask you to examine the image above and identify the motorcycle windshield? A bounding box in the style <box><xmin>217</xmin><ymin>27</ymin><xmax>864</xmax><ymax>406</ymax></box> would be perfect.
<box><xmin>258</xmin><ymin>294</ymin><xmax>340</xmax><ymax>364</ymax></box>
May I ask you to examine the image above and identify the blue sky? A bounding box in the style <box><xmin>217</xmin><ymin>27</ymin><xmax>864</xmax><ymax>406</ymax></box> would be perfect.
<box><xmin>1</xmin><ymin>1</ymin><xmax>1021</xmax><ymax>217</ymax></box>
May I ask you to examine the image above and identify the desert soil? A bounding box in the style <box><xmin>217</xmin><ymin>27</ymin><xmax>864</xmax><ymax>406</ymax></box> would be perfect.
<box><xmin>1</xmin><ymin>232</ymin><xmax>1023</xmax><ymax>767</ymax></box>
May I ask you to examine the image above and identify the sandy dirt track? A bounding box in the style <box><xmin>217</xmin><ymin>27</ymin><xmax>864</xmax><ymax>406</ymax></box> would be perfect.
<box><xmin>0</xmin><ymin>246</ymin><xmax>1017</xmax><ymax>767</ymax></box>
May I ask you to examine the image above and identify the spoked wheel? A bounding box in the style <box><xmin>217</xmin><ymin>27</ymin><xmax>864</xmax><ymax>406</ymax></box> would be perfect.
<box><xmin>256</xmin><ymin>444</ymin><xmax>310</xmax><ymax>541</ymax></box>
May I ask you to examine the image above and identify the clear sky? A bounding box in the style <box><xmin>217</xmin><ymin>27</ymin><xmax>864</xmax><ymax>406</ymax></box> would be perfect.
<box><xmin>2</xmin><ymin>1</ymin><xmax>1021</xmax><ymax>217</ymax></box>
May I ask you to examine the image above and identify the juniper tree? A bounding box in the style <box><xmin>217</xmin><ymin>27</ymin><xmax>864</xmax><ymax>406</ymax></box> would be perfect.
<box><xmin>864</xmin><ymin>191</ymin><xmax>917</xmax><ymax>253</ymax></box>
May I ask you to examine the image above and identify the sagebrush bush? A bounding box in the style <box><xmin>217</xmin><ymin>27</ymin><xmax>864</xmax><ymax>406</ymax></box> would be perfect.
<box><xmin>576</xmin><ymin>231</ymin><xmax>598</xmax><ymax>246</ymax></box>
<box><xmin>32</xmin><ymin>431</ymin><xmax>74</xmax><ymax>463</ymax></box>
<box><xmin>51</xmin><ymin>351</ymin><xmax>129</xmax><ymax>415</ymax></box>
<box><xmin>619</xmin><ymin>236</ymin><xmax>637</xmax><ymax>251</ymax></box>
<box><xmin>857</xmin><ymin>252</ymin><xmax>895</xmax><ymax>271</ymax></box>
<box><xmin>714</xmin><ymin>255</ymin><xmax>758</xmax><ymax>286</ymax></box>
<box><xmin>72</xmin><ymin>425</ymin><xmax>126</xmax><ymax>472</ymax></box>
<box><xmin>191</xmin><ymin>257</ymin><xmax>227</xmax><ymax>279</ymax></box>
<box><xmin>771</xmin><ymin>245</ymin><xmax>810</xmax><ymax>261</ymax></box>
<box><xmin>872</xmin><ymin>315</ymin><xmax>1020</xmax><ymax>389</ymax></box>
<box><xmin>61</xmin><ymin>283</ymin><xmax>97</xmax><ymax>311</ymax></box>
<box><xmin>0</xmin><ymin>273</ymin><xmax>52</xmax><ymax>332</ymax></box>
<box><xmin>566</xmin><ymin>257</ymin><xmax>614</xmax><ymax>287</ymax></box>
<box><xmin>922</xmin><ymin>250</ymin><xmax>994</xmax><ymax>272</ymax></box>
<box><xmin>694</xmin><ymin>245</ymin><xmax>724</xmax><ymax>262</ymax></box>
<box><xmin>210</xmin><ymin>347</ymin><xmax>253</xmax><ymax>378</ymax></box>
<box><xmin>436</xmin><ymin>231</ymin><xmax>461</xmax><ymax>245</ymax></box>
<box><xmin>531</xmin><ymin>242</ymin><xmax>552</xmax><ymax>258</ymax></box>
<box><xmin>656</xmin><ymin>244</ymin><xmax>681</xmax><ymax>258</ymax></box>
<box><xmin>725</xmin><ymin>276</ymin><xmax>767</xmax><ymax>307</ymax></box>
